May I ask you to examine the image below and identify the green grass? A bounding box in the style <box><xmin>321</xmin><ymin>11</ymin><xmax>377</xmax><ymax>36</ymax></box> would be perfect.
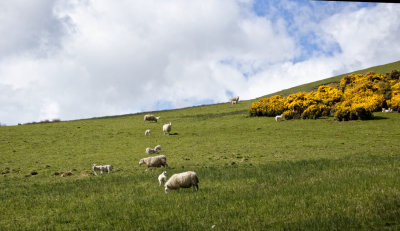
<box><xmin>1</xmin><ymin>61</ymin><xmax>400</xmax><ymax>230</ymax></box>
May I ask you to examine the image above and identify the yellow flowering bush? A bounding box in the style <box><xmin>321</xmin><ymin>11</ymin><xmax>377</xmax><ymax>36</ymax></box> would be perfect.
<box><xmin>249</xmin><ymin>70</ymin><xmax>400</xmax><ymax>120</ymax></box>
<box><xmin>248</xmin><ymin>95</ymin><xmax>285</xmax><ymax>116</ymax></box>
<box><xmin>388</xmin><ymin>90</ymin><xmax>400</xmax><ymax>111</ymax></box>
<box><xmin>301</xmin><ymin>104</ymin><xmax>330</xmax><ymax>119</ymax></box>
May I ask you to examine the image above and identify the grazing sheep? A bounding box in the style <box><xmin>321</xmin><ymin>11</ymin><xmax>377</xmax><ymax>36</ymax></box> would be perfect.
<box><xmin>146</xmin><ymin>147</ymin><xmax>157</xmax><ymax>154</ymax></box>
<box><xmin>144</xmin><ymin>114</ymin><xmax>160</xmax><ymax>122</ymax></box>
<box><xmin>92</xmin><ymin>164</ymin><xmax>113</xmax><ymax>175</ymax></box>
<box><xmin>382</xmin><ymin>108</ymin><xmax>393</xmax><ymax>112</ymax></box>
<box><xmin>158</xmin><ymin>171</ymin><xmax>168</xmax><ymax>186</ymax></box>
<box><xmin>139</xmin><ymin>155</ymin><xmax>168</xmax><ymax>170</ymax></box>
<box><xmin>164</xmin><ymin>171</ymin><xmax>199</xmax><ymax>194</ymax></box>
<box><xmin>154</xmin><ymin>145</ymin><xmax>161</xmax><ymax>153</ymax></box>
<box><xmin>163</xmin><ymin>122</ymin><xmax>172</xmax><ymax>135</ymax></box>
<box><xmin>230</xmin><ymin>96</ymin><xmax>239</xmax><ymax>104</ymax></box>
<box><xmin>275</xmin><ymin>114</ymin><xmax>284</xmax><ymax>121</ymax></box>
<box><xmin>145</xmin><ymin>129</ymin><xmax>151</xmax><ymax>136</ymax></box>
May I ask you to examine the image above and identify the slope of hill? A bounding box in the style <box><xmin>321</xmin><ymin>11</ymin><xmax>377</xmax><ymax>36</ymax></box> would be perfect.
<box><xmin>261</xmin><ymin>60</ymin><xmax>400</xmax><ymax>98</ymax></box>
<box><xmin>0</xmin><ymin>61</ymin><xmax>400</xmax><ymax>230</ymax></box>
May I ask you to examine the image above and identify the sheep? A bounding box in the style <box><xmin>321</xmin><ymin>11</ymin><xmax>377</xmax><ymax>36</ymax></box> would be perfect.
<box><xmin>163</xmin><ymin>122</ymin><xmax>172</xmax><ymax>135</ymax></box>
<box><xmin>92</xmin><ymin>164</ymin><xmax>113</xmax><ymax>175</ymax></box>
<box><xmin>145</xmin><ymin>129</ymin><xmax>151</xmax><ymax>136</ymax></box>
<box><xmin>158</xmin><ymin>171</ymin><xmax>168</xmax><ymax>186</ymax></box>
<box><xmin>139</xmin><ymin>155</ymin><xmax>168</xmax><ymax>170</ymax></box>
<box><xmin>230</xmin><ymin>96</ymin><xmax>239</xmax><ymax>104</ymax></box>
<box><xmin>146</xmin><ymin>147</ymin><xmax>157</xmax><ymax>154</ymax></box>
<box><xmin>154</xmin><ymin>145</ymin><xmax>161</xmax><ymax>153</ymax></box>
<box><xmin>382</xmin><ymin>108</ymin><xmax>393</xmax><ymax>112</ymax></box>
<box><xmin>275</xmin><ymin>114</ymin><xmax>284</xmax><ymax>121</ymax></box>
<box><xmin>165</xmin><ymin>171</ymin><xmax>199</xmax><ymax>194</ymax></box>
<box><xmin>144</xmin><ymin>114</ymin><xmax>160</xmax><ymax>122</ymax></box>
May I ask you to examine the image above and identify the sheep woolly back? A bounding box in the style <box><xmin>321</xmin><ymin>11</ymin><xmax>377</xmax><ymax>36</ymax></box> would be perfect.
<box><xmin>163</xmin><ymin>123</ymin><xmax>171</xmax><ymax>132</ymax></box>
<box><xmin>165</xmin><ymin>171</ymin><xmax>199</xmax><ymax>189</ymax></box>
<box><xmin>140</xmin><ymin>155</ymin><xmax>167</xmax><ymax>167</ymax></box>
<box><xmin>144</xmin><ymin>114</ymin><xmax>159</xmax><ymax>122</ymax></box>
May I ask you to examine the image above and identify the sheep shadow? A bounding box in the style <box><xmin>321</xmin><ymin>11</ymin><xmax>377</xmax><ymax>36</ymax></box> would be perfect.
<box><xmin>168</xmin><ymin>132</ymin><xmax>179</xmax><ymax>136</ymax></box>
<box><xmin>373</xmin><ymin>116</ymin><xmax>388</xmax><ymax>120</ymax></box>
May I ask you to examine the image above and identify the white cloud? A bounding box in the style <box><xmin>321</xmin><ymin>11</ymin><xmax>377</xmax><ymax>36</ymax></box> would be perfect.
<box><xmin>0</xmin><ymin>1</ymin><xmax>400</xmax><ymax>125</ymax></box>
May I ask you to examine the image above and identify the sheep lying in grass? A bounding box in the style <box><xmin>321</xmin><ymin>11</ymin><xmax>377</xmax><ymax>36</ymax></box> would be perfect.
<box><xmin>144</xmin><ymin>114</ymin><xmax>160</xmax><ymax>122</ymax></box>
<box><xmin>158</xmin><ymin>171</ymin><xmax>168</xmax><ymax>186</ymax></box>
<box><xmin>163</xmin><ymin>122</ymin><xmax>172</xmax><ymax>135</ymax></box>
<box><xmin>146</xmin><ymin>147</ymin><xmax>157</xmax><ymax>154</ymax></box>
<box><xmin>230</xmin><ymin>96</ymin><xmax>239</xmax><ymax>104</ymax></box>
<box><xmin>382</xmin><ymin>108</ymin><xmax>393</xmax><ymax>112</ymax></box>
<box><xmin>139</xmin><ymin>155</ymin><xmax>168</xmax><ymax>170</ymax></box>
<box><xmin>164</xmin><ymin>171</ymin><xmax>199</xmax><ymax>194</ymax></box>
<box><xmin>146</xmin><ymin>145</ymin><xmax>161</xmax><ymax>154</ymax></box>
<box><xmin>275</xmin><ymin>114</ymin><xmax>284</xmax><ymax>121</ymax></box>
<box><xmin>145</xmin><ymin>129</ymin><xmax>151</xmax><ymax>136</ymax></box>
<box><xmin>154</xmin><ymin>145</ymin><xmax>161</xmax><ymax>152</ymax></box>
<box><xmin>92</xmin><ymin>164</ymin><xmax>113</xmax><ymax>175</ymax></box>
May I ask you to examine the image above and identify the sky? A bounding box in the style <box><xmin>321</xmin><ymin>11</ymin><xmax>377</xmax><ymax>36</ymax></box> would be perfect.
<box><xmin>1</xmin><ymin>0</ymin><xmax>400</xmax><ymax>125</ymax></box>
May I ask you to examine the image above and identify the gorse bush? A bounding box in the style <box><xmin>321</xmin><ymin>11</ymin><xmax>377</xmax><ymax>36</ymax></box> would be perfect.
<box><xmin>249</xmin><ymin>71</ymin><xmax>400</xmax><ymax>121</ymax></box>
<box><xmin>248</xmin><ymin>95</ymin><xmax>285</xmax><ymax>116</ymax></box>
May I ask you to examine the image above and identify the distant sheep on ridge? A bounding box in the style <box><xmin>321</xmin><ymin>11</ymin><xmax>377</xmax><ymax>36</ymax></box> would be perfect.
<box><xmin>144</xmin><ymin>114</ymin><xmax>160</xmax><ymax>122</ymax></box>
<box><xmin>230</xmin><ymin>96</ymin><xmax>239</xmax><ymax>104</ymax></box>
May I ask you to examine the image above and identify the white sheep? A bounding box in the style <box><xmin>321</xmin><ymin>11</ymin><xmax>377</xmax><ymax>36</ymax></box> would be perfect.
<box><xmin>164</xmin><ymin>171</ymin><xmax>199</xmax><ymax>194</ymax></box>
<box><xmin>144</xmin><ymin>114</ymin><xmax>160</xmax><ymax>122</ymax></box>
<box><xmin>158</xmin><ymin>171</ymin><xmax>168</xmax><ymax>186</ymax></box>
<box><xmin>145</xmin><ymin>129</ymin><xmax>151</xmax><ymax>136</ymax></box>
<box><xmin>382</xmin><ymin>108</ymin><xmax>393</xmax><ymax>112</ymax></box>
<box><xmin>92</xmin><ymin>164</ymin><xmax>113</xmax><ymax>175</ymax></box>
<box><xmin>163</xmin><ymin>122</ymin><xmax>172</xmax><ymax>135</ymax></box>
<box><xmin>146</xmin><ymin>147</ymin><xmax>157</xmax><ymax>154</ymax></box>
<box><xmin>139</xmin><ymin>155</ymin><xmax>168</xmax><ymax>170</ymax></box>
<box><xmin>154</xmin><ymin>145</ymin><xmax>161</xmax><ymax>153</ymax></box>
<box><xmin>275</xmin><ymin>114</ymin><xmax>284</xmax><ymax>121</ymax></box>
<box><xmin>230</xmin><ymin>96</ymin><xmax>239</xmax><ymax>104</ymax></box>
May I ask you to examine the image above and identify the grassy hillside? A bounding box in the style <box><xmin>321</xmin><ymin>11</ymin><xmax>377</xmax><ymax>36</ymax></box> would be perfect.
<box><xmin>261</xmin><ymin>60</ymin><xmax>400</xmax><ymax>98</ymax></box>
<box><xmin>1</xmin><ymin>61</ymin><xmax>400</xmax><ymax>230</ymax></box>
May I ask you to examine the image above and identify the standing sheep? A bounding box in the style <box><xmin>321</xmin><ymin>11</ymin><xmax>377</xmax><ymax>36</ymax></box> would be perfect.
<box><xmin>139</xmin><ymin>155</ymin><xmax>169</xmax><ymax>170</ymax></box>
<box><xmin>275</xmin><ymin>114</ymin><xmax>284</xmax><ymax>121</ymax></box>
<box><xmin>158</xmin><ymin>171</ymin><xmax>168</xmax><ymax>186</ymax></box>
<box><xmin>164</xmin><ymin>171</ymin><xmax>199</xmax><ymax>194</ymax></box>
<box><xmin>230</xmin><ymin>96</ymin><xmax>239</xmax><ymax>104</ymax></box>
<box><xmin>144</xmin><ymin>114</ymin><xmax>160</xmax><ymax>122</ymax></box>
<box><xmin>163</xmin><ymin>122</ymin><xmax>172</xmax><ymax>135</ymax></box>
<box><xmin>145</xmin><ymin>129</ymin><xmax>151</xmax><ymax>136</ymax></box>
<box><xmin>92</xmin><ymin>164</ymin><xmax>113</xmax><ymax>175</ymax></box>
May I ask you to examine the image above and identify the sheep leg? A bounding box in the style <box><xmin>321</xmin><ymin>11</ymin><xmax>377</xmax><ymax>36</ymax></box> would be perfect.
<box><xmin>93</xmin><ymin>171</ymin><xmax>97</xmax><ymax>176</ymax></box>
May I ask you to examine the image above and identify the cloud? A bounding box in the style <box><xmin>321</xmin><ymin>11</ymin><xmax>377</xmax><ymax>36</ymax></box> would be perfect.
<box><xmin>0</xmin><ymin>1</ymin><xmax>399</xmax><ymax>125</ymax></box>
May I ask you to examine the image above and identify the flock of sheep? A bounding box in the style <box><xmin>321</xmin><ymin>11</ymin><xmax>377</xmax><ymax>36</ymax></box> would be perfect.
<box><xmin>92</xmin><ymin>96</ymin><xmax>240</xmax><ymax>194</ymax></box>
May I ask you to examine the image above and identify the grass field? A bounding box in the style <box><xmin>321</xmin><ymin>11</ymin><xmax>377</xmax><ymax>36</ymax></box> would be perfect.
<box><xmin>1</xmin><ymin>62</ymin><xmax>400</xmax><ymax>230</ymax></box>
